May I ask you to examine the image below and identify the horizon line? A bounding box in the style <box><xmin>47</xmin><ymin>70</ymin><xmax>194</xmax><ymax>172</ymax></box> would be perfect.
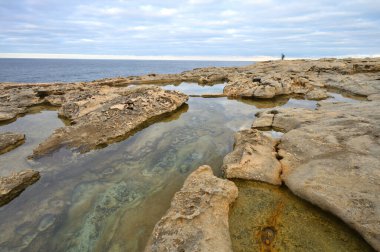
<box><xmin>0</xmin><ymin>53</ymin><xmax>379</xmax><ymax>61</ymax></box>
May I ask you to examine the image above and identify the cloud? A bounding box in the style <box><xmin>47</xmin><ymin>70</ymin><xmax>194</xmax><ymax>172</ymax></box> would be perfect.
<box><xmin>139</xmin><ymin>5</ymin><xmax>178</xmax><ymax>17</ymax></box>
<box><xmin>0</xmin><ymin>0</ymin><xmax>379</xmax><ymax>58</ymax></box>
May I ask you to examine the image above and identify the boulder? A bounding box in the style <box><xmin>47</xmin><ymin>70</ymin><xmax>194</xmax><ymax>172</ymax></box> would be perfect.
<box><xmin>222</xmin><ymin>129</ymin><xmax>282</xmax><ymax>185</ymax></box>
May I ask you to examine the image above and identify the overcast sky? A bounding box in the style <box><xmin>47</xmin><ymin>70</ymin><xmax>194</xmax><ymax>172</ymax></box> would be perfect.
<box><xmin>0</xmin><ymin>0</ymin><xmax>379</xmax><ymax>59</ymax></box>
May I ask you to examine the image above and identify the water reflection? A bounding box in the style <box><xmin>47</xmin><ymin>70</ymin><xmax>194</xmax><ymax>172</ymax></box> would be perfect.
<box><xmin>0</xmin><ymin>107</ymin><xmax>65</xmax><ymax>176</ymax></box>
<box><xmin>162</xmin><ymin>82</ymin><xmax>225</xmax><ymax>96</ymax></box>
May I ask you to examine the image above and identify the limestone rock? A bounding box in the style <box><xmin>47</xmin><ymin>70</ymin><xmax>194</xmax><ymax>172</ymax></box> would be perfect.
<box><xmin>252</xmin><ymin>107</ymin><xmax>334</xmax><ymax>132</ymax></box>
<box><xmin>32</xmin><ymin>86</ymin><xmax>188</xmax><ymax>158</ymax></box>
<box><xmin>222</xmin><ymin>129</ymin><xmax>282</xmax><ymax>185</ymax></box>
<box><xmin>145</xmin><ymin>165</ymin><xmax>238</xmax><ymax>252</ymax></box>
<box><xmin>0</xmin><ymin>169</ymin><xmax>40</xmax><ymax>206</ymax></box>
<box><xmin>0</xmin><ymin>132</ymin><xmax>25</xmax><ymax>155</ymax></box>
<box><xmin>306</xmin><ymin>88</ymin><xmax>329</xmax><ymax>100</ymax></box>
<box><xmin>223</xmin><ymin>57</ymin><xmax>380</xmax><ymax>99</ymax></box>
<box><xmin>270</xmin><ymin>101</ymin><xmax>380</xmax><ymax>250</ymax></box>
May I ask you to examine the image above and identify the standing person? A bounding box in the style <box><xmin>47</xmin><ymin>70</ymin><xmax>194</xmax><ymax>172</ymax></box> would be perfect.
<box><xmin>281</xmin><ymin>53</ymin><xmax>285</xmax><ymax>60</ymax></box>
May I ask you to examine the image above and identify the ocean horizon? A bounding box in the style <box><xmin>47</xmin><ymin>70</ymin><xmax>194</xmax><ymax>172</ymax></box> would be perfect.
<box><xmin>0</xmin><ymin>58</ymin><xmax>251</xmax><ymax>83</ymax></box>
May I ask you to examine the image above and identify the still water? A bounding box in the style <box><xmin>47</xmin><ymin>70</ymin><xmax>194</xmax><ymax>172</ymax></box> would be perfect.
<box><xmin>0</xmin><ymin>83</ymin><xmax>371</xmax><ymax>251</ymax></box>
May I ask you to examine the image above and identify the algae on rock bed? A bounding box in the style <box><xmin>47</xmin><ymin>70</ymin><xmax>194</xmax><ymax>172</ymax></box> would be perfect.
<box><xmin>229</xmin><ymin>180</ymin><xmax>374</xmax><ymax>252</ymax></box>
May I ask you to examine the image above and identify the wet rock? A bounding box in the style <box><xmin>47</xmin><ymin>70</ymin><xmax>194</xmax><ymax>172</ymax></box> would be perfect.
<box><xmin>31</xmin><ymin>86</ymin><xmax>188</xmax><ymax>158</ymax></box>
<box><xmin>222</xmin><ymin>129</ymin><xmax>282</xmax><ymax>185</ymax></box>
<box><xmin>0</xmin><ymin>169</ymin><xmax>40</xmax><ymax>206</ymax></box>
<box><xmin>0</xmin><ymin>132</ymin><xmax>25</xmax><ymax>155</ymax></box>
<box><xmin>145</xmin><ymin>165</ymin><xmax>238</xmax><ymax>252</ymax></box>
<box><xmin>265</xmin><ymin>101</ymin><xmax>380</xmax><ymax>250</ymax></box>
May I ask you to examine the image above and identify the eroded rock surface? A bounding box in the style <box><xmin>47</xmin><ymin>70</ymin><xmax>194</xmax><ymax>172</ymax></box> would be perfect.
<box><xmin>0</xmin><ymin>169</ymin><xmax>40</xmax><ymax>206</ymax></box>
<box><xmin>31</xmin><ymin>86</ymin><xmax>188</xmax><ymax>158</ymax></box>
<box><xmin>0</xmin><ymin>132</ymin><xmax>25</xmax><ymax>155</ymax></box>
<box><xmin>224</xmin><ymin>57</ymin><xmax>380</xmax><ymax>99</ymax></box>
<box><xmin>222</xmin><ymin>129</ymin><xmax>282</xmax><ymax>185</ymax></box>
<box><xmin>145</xmin><ymin>165</ymin><xmax>238</xmax><ymax>252</ymax></box>
<box><xmin>253</xmin><ymin>101</ymin><xmax>380</xmax><ymax>250</ymax></box>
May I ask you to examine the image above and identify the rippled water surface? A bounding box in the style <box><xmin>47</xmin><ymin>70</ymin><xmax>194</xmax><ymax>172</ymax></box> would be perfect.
<box><xmin>0</xmin><ymin>59</ymin><xmax>250</xmax><ymax>83</ymax></box>
<box><xmin>0</xmin><ymin>82</ymin><xmax>370</xmax><ymax>251</ymax></box>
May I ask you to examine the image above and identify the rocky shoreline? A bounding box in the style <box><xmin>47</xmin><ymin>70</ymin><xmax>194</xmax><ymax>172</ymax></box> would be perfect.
<box><xmin>0</xmin><ymin>57</ymin><xmax>379</xmax><ymax>251</ymax></box>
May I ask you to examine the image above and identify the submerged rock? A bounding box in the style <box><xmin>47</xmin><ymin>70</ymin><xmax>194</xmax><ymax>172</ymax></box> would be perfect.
<box><xmin>253</xmin><ymin>101</ymin><xmax>380</xmax><ymax>250</ymax></box>
<box><xmin>0</xmin><ymin>132</ymin><xmax>25</xmax><ymax>155</ymax></box>
<box><xmin>0</xmin><ymin>169</ymin><xmax>40</xmax><ymax>206</ymax></box>
<box><xmin>145</xmin><ymin>165</ymin><xmax>238</xmax><ymax>252</ymax></box>
<box><xmin>222</xmin><ymin>129</ymin><xmax>282</xmax><ymax>185</ymax></box>
<box><xmin>229</xmin><ymin>180</ymin><xmax>374</xmax><ymax>252</ymax></box>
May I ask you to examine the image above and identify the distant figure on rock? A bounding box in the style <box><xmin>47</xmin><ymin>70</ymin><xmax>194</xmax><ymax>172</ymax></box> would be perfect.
<box><xmin>281</xmin><ymin>53</ymin><xmax>285</xmax><ymax>60</ymax></box>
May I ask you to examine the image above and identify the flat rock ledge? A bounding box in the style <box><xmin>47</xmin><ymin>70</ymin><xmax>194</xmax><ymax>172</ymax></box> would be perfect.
<box><xmin>224</xmin><ymin>57</ymin><xmax>380</xmax><ymax>99</ymax></box>
<box><xmin>31</xmin><ymin>86</ymin><xmax>188</xmax><ymax>158</ymax></box>
<box><xmin>0</xmin><ymin>132</ymin><xmax>25</xmax><ymax>155</ymax></box>
<box><xmin>2</xmin><ymin>58</ymin><xmax>379</xmax><ymax>125</ymax></box>
<box><xmin>0</xmin><ymin>169</ymin><xmax>40</xmax><ymax>206</ymax></box>
<box><xmin>251</xmin><ymin>101</ymin><xmax>380</xmax><ymax>250</ymax></box>
<box><xmin>145</xmin><ymin>165</ymin><xmax>238</xmax><ymax>252</ymax></box>
<box><xmin>222</xmin><ymin>129</ymin><xmax>282</xmax><ymax>185</ymax></box>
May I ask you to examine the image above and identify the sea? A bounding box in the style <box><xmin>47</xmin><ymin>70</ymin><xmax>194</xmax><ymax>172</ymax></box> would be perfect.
<box><xmin>0</xmin><ymin>58</ymin><xmax>251</xmax><ymax>83</ymax></box>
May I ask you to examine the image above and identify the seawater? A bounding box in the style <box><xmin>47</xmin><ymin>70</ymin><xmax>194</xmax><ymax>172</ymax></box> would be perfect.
<box><xmin>0</xmin><ymin>81</ymin><xmax>372</xmax><ymax>251</ymax></box>
<box><xmin>0</xmin><ymin>59</ymin><xmax>250</xmax><ymax>83</ymax></box>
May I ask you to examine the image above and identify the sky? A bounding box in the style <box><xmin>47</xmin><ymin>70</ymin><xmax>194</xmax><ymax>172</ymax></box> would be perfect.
<box><xmin>0</xmin><ymin>0</ymin><xmax>379</xmax><ymax>60</ymax></box>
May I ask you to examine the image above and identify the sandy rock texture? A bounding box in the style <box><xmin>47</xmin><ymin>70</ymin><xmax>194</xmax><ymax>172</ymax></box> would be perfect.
<box><xmin>0</xmin><ymin>132</ymin><xmax>25</xmax><ymax>155</ymax></box>
<box><xmin>0</xmin><ymin>169</ymin><xmax>40</xmax><ymax>206</ymax></box>
<box><xmin>222</xmin><ymin>129</ymin><xmax>282</xmax><ymax>185</ymax></box>
<box><xmin>145</xmin><ymin>165</ymin><xmax>238</xmax><ymax>252</ymax></box>
<box><xmin>253</xmin><ymin>101</ymin><xmax>380</xmax><ymax>250</ymax></box>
